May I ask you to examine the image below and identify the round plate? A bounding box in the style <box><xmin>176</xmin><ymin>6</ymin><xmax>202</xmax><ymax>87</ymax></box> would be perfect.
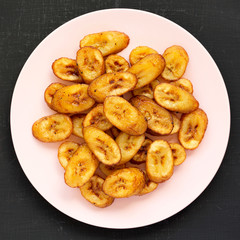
<box><xmin>10</xmin><ymin>9</ymin><xmax>230</xmax><ymax>229</ymax></box>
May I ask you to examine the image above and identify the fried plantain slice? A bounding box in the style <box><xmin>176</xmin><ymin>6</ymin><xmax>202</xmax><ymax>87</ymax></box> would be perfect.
<box><xmin>139</xmin><ymin>171</ymin><xmax>158</xmax><ymax>196</ymax></box>
<box><xmin>76</xmin><ymin>46</ymin><xmax>105</xmax><ymax>84</ymax></box>
<box><xmin>129</xmin><ymin>46</ymin><xmax>158</xmax><ymax>65</ymax></box>
<box><xmin>161</xmin><ymin>45</ymin><xmax>189</xmax><ymax>81</ymax></box>
<box><xmin>146</xmin><ymin>140</ymin><xmax>174</xmax><ymax>183</ymax></box>
<box><xmin>170</xmin><ymin>143</ymin><xmax>186</xmax><ymax>166</ymax></box>
<box><xmin>64</xmin><ymin>143</ymin><xmax>99</xmax><ymax>187</ymax></box>
<box><xmin>83</xmin><ymin>104</ymin><xmax>112</xmax><ymax>131</ymax></box>
<box><xmin>104</xmin><ymin>96</ymin><xmax>147</xmax><ymax>135</ymax></box>
<box><xmin>115</xmin><ymin>132</ymin><xmax>145</xmax><ymax>165</ymax></box>
<box><xmin>51</xmin><ymin>84</ymin><xmax>95</xmax><ymax>114</ymax></box>
<box><xmin>99</xmin><ymin>163</ymin><xmax>126</xmax><ymax>176</ymax></box>
<box><xmin>44</xmin><ymin>83</ymin><xmax>66</xmax><ymax>110</ymax></box>
<box><xmin>130</xmin><ymin>95</ymin><xmax>173</xmax><ymax>135</ymax></box>
<box><xmin>171</xmin><ymin>78</ymin><xmax>193</xmax><ymax>94</ymax></box>
<box><xmin>110</xmin><ymin>126</ymin><xmax>120</xmax><ymax>138</ymax></box>
<box><xmin>103</xmin><ymin>167</ymin><xmax>145</xmax><ymax>198</ymax></box>
<box><xmin>71</xmin><ymin>114</ymin><xmax>85</xmax><ymax>138</ymax></box>
<box><xmin>83</xmin><ymin>126</ymin><xmax>121</xmax><ymax>165</ymax></box>
<box><xmin>80</xmin><ymin>175</ymin><xmax>114</xmax><ymax>208</ymax></box>
<box><xmin>32</xmin><ymin>114</ymin><xmax>72</xmax><ymax>142</ymax></box>
<box><xmin>80</xmin><ymin>31</ymin><xmax>129</xmax><ymax>57</ymax></box>
<box><xmin>58</xmin><ymin>141</ymin><xmax>79</xmax><ymax>169</ymax></box>
<box><xmin>154</xmin><ymin>83</ymin><xmax>199</xmax><ymax>113</ymax></box>
<box><xmin>105</xmin><ymin>54</ymin><xmax>129</xmax><ymax>73</ymax></box>
<box><xmin>178</xmin><ymin>109</ymin><xmax>208</xmax><ymax>149</ymax></box>
<box><xmin>52</xmin><ymin>57</ymin><xmax>82</xmax><ymax>82</ymax></box>
<box><xmin>128</xmin><ymin>54</ymin><xmax>165</xmax><ymax>89</ymax></box>
<box><xmin>170</xmin><ymin>113</ymin><xmax>181</xmax><ymax>134</ymax></box>
<box><xmin>131</xmin><ymin>138</ymin><xmax>153</xmax><ymax>164</ymax></box>
<box><xmin>88</xmin><ymin>72</ymin><xmax>137</xmax><ymax>102</ymax></box>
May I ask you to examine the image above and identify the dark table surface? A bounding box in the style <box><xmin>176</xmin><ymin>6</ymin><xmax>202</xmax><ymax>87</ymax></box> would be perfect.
<box><xmin>1</xmin><ymin>0</ymin><xmax>240</xmax><ymax>239</ymax></box>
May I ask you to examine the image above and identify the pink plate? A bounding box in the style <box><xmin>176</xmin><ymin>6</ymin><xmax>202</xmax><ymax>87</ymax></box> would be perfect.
<box><xmin>10</xmin><ymin>9</ymin><xmax>230</xmax><ymax>229</ymax></box>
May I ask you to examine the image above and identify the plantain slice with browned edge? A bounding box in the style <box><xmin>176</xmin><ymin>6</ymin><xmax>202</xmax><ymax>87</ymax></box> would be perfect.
<box><xmin>178</xmin><ymin>109</ymin><xmax>208</xmax><ymax>149</ymax></box>
<box><xmin>105</xmin><ymin>54</ymin><xmax>129</xmax><ymax>73</ymax></box>
<box><xmin>131</xmin><ymin>138</ymin><xmax>153</xmax><ymax>164</ymax></box>
<box><xmin>146</xmin><ymin>140</ymin><xmax>174</xmax><ymax>183</ymax></box>
<box><xmin>110</xmin><ymin>126</ymin><xmax>120</xmax><ymax>138</ymax></box>
<box><xmin>103</xmin><ymin>167</ymin><xmax>145</xmax><ymax>198</ymax></box>
<box><xmin>170</xmin><ymin>143</ymin><xmax>186</xmax><ymax>166</ymax></box>
<box><xmin>71</xmin><ymin>114</ymin><xmax>85</xmax><ymax>138</ymax></box>
<box><xmin>52</xmin><ymin>57</ymin><xmax>82</xmax><ymax>82</ymax></box>
<box><xmin>64</xmin><ymin>143</ymin><xmax>99</xmax><ymax>188</ymax></box>
<box><xmin>171</xmin><ymin>78</ymin><xmax>193</xmax><ymax>94</ymax></box>
<box><xmin>76</xmin><ymin>46</ymin><xmax>105</xmax><ymax>84</ymax></box>
<box><xmin>80</xmin><ymin>31</ymin><xmax>130</xmax><ymax>57</ymax></box>
<box><xmin>99</xmin><ymin>163</ymin><xmax>126</xmax><ymax>176</ymax></box>
<box><xmin>139</xmin><ymin>171</ymin><xmax>158</xmax><ymax>196</ymax></box>
<box><xmin>129</xmin><ymin>46</ymin><xmax>158</xmax><ymax>65</ymax></box>
<box><xmin>128</xmin><ymin>54</ymin><xmax>165</xmax><ymax>89</ymax></box>
<box><xmin>115</xmin><ymin>132</ymin><xmax>145</xmax><ymax>165</ymax></box>
<box><xmin>58</xmin><ymin>141</ymin><xmax>79</xmax><ymax>169</ymax></box>
<box><xmin>88</xmin><ymin>72</ymin><xmax>137</xmax><ymax>102</ymax></box>
<box><xmin>154</xmin><ymin>83</ymin><xmax>199</xmax><ymax>113</ymax></box>
<box><xmin>161</xmin><ymin>45</ymin><xmax>189</xmax><ymax>81</ymax></box>
<box><xmin>104</xmin><ymin>96</ymin><xmax>147</xmax><ymax>136</ymax></box>
<box><xmin>83</xmin><ymin>126</ymin><xmax>121</xmax><ymax>165</ymax></box>
<box><xmin>83</xmin><ymin>104</ymin><xmax>112</xmax><ymax>131</ymax></box>
<box><xmin>32</xmin><ymin>114</ymin><xmax>72</xmax><ymax>142</ymax></box>
<box><xmin>130</xmin><ymin>95</ymin><xmax>173</xmax><ymax>135</ymax></box>
<box><xmin>170</xmin><ymin>113</ymin><xmax>181</xmax><ymax>135</ymax></box>
<box><xmin>44</xmin><ymin>83</ymin><xmax>66</xmax><ymax>110</ymax></box>
<box><xmin>51</xmin><ymin>84</ymin><xmax>95</xmax><ymax>114</ymax></box>
<box><xmin>80</xmin><ymin>175</ymin><xmax>114</xmax><ymax>208</ymax></box>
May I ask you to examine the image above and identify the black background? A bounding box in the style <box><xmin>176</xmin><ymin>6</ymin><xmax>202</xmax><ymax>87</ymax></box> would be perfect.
<box><xmin>1</xmin><ymin>0</ymin><xmax>240</xmax><ymax>239</ymax></box>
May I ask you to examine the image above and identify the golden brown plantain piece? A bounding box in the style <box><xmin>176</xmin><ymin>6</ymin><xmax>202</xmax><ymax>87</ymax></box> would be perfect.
<box><xmin>128</xmin><ymin>54</ymin><xmax>165</xmax><ymax>89</ymax></box>
<box><xmin>105</xmin><ymin>54</ymin><xmax>129</xmax><ymax>73</ymax></box>
<box><xmin>178</xmin><ymin>109</ymin><xmax>208</xmax><ymax>149</ymax></box>
<box><xmin>154</xmin><ymin>83</ymin><xmax>199</xmax><ymax>113</ymax></box>
<box><xmin>58</xmin><ymin>141</ymin><xmax>79</xmax><ymax>169</ymax></box>
<box><xmin>161</xmin><ymin>45</ymin><xmax>189</xmax><ymax>81</ymax></box>
<box><xmin>32</xmin><ymin>114</ymin><xmax>72</xmax><ymax>142</ymax></box>
<box><xmin>170</xmin><ymin>143</ymin><xmax>186</xmax><ymax>166</ymax></box>
<box><xmin>83</xmin><ymin>126</ymin><xmax>121</xmax><ymax>165</ymax></box>
<box><xmin>88</xmin><ymin>72</ymin><xmax>137</xmax><ymax>102</ymax></box>
<box><xmin>103</xmin><ymin>167</ymin><xmax>145</xmax><ymax>198</ymax></box>
<box><xmin>103</xmin><ymin>96</ymin><xmax>147</xmax><ymax>136</ymax></box>
<box><xmin>76</xmin><ymin>46</ymin><xmax>105</xmax><ymax>84</ymax></box>
<box><xmin>71</xmin><ymin>114</ymin><xmax>85</xmax><ymax>138</ymax></box>
<box><xmin>80</xmin><ymin>31</ymin><xmax>130</xmax><ymax>57</ymax></box>
<box><xmin>146</xmin><ymin>140</ymin><xmax>174</xmax><ymax>183</ymax></box>
<box><xmin>170</xmin><ymin>113</ymin><xmax>181</xmax><ymax>134</ymax></box>
<box><xmin>171</xmin><ymin>78</ymin><xmax>193</xmax><ymax>94</ymax></box>
<box><xmin>52</xmin><ymin>57</ymin><xmax>82</xmax><ymax>82</ymax></box>
<box><xmin>110</xmin><ymin>126</ymin><xmax>120</xmax><ymax>138</ymax></box>
<box><xmin>51</xmin><ymin>84</ymin><xmax>95</xmax><ymax>114</ymax></box>
<box><xmin>80</xmin><ymin>175</ymin><xmax>114</xmax><ymax>208</ymax></box>
<box><xmin>99</xmin><ymin>163</ymin><xmax>126</xmax><ymax>176</ymax></box>
<box><xmin>138</xmin><ymin>171</ymin><xmax>158</xmax><ymax>196</ymax></box>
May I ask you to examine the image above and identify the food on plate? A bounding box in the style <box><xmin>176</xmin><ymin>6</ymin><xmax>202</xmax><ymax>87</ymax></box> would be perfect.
<box><xmin>71</xmin><ymin>114</ymin><xmax>85</xmax><ymax>138</ymax></box>
<box><xmin>131</xmin><ymin>138</ymin><xmax>153</xmax><ymax>164</ymax></box>
<box><xmin>44</xmin><ymin>83</ymin><xmax>66</xmax><ymax>110</ymax></box>
<box><xmin>171</xmin><ymin>78</ymin><xmax>193</xmax><ymax>94</ymax></box>
<box><xmin>139</xmin><ymin>171</ymin><xmax>158</xmax><ymax>196</ymax></box>
<box><xmin>178</xmin><ymin>109</ymin><xmax>208</xmax><ymax>149</ymax></box>
<box><xmin>161</xmin><ymin>45</ymin><xmax>189</xmax><ymax>80</ymax></box>
<box><xmin>103</xmin><ymin>96</ymin><xmax>147</xmax><ymax>135</ymax></box>
<box><xmin>88</xmin><ymin>72</ymin><xmax>137</xmax><ymax>102</ymax></box>
<box><xmin>52</xmin><ymin>57</ymin><xmax>82</xmax><ymax>82</ymax></box>
<box><xmin>115</xmin><ymin>132</ymin><xmax>145</xmax><ymax>165</ymax></box>
<box><xmin>80</xmin><ymin>31</ymin><xmax>129</xmax><ymax>57</ymax></box>
<box><xmin>154</xmin><ymin>83</ymin><xmax>199</xmax><ymax>113</ymax></box>
<box><xmin>99</xmin><ymin>163</ymin><xmax>126</xmax><ymax>176</ymax></box>
<box><xmin>80</xmin><ymin>175</ymin><xmax>114</xmax><ymax>208</ymax></box>
<box><xmin>146</xmin><ymin>140</ymin><xmax>174</xmax><ymax>183</ymax></box>
<box><xmin>129</xmin><ymin>46</ymin><xmax>158</xmax><ymax>65</ymax></box>
<box><xmin>105</xmin><ymin>54</ymin><xmax>129</xmax><ymax>73</ymax></box>
<box><xmin>130</xmin><ymin>95</ymin><xmax>173</xmax><ymax>135</ymax></box>
<box><xmin>83</xmin><ymin>126</ymin><xmax>121</xmax><ymax>165</ymax></box>
<box><xmin>64</xmin><ymin>143</ymin><xmax>99</xmax><ymax>187</ymax></box>
<box><xmin>83</xmin><ymin>104</ymin><xmax>112</xmax><ymax>131</ymax></box>
<box><xmin>128</xmin><ymin>54</ymin><xmax>165</xmax><ymax>89</ymax></box>
<box><xmin>51</xmin><ymin>84</ymin><xmax>95</xmax><ymax>114</ymax></box>
<box><xmin>32</xmin><ymin>114</ymin><xmax>72</xmax><ymax>142</ymax></box>
<box><xmin>170</xmin><ymin>113</ymin><xmax>181</xmax><ymax>134</ymax></box>
<box><xmin>58</xmin><ymin>141</ymin><xmax>79</xmax><ymax>169</ymax></box>
<box><xmin>103</xmin><ymin>167</ymin><xmax>145</xmax><ymax>198</ymax></box>
<box><xmin>170</xmin><ymin>143</ymin><xmax>186</xmax><ymax>166</ymax></box>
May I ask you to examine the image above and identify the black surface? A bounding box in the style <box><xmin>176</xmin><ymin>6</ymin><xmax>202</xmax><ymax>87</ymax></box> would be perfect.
<box><xmin>1</xmin><ymin>0</ymin><xmax>240</xmax><ymax>239</ymax></box>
